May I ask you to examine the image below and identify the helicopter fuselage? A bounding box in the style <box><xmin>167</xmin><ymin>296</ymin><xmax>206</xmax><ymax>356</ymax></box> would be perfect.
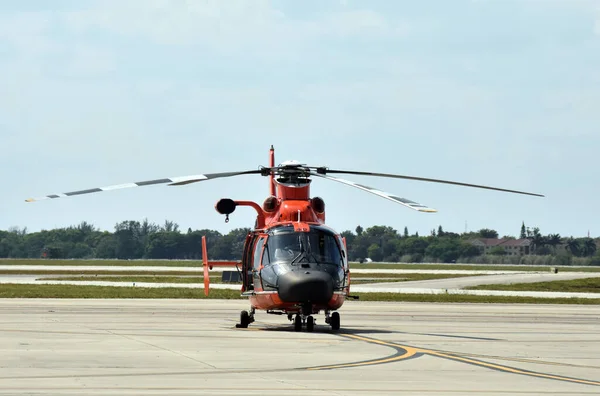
<box><xmin>241</xmin><ymin>221</ymin><xmax>348</xmax><ymax>315</ymax></box>
<box><xmin>212</xmin><ymin>170</ymin><xmax>350</xmax><ymax>317</ymax></box>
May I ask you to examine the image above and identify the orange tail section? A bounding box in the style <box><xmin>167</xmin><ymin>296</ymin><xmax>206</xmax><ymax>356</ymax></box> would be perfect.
<box><xmin>201</xmin><ymin>236</ymin><xmax>210</xmax><ymax>296</ymax></box>
<box><xmin>201</xmin><ymin>235</ymin><xmax>242</xmax><ymax>297</ymax></box>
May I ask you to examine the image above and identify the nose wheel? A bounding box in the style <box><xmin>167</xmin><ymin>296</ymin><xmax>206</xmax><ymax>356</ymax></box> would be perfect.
<box><xmin>236</xmin><ymin>308</ymin><xmax>255</xmax><ymax>328</ymax></box>
<box><xmin>293</xmin><ymin>314</ymin><xmax>315</xmax><ymax>332</ymax></box>
<box><xmin>325</xmin><ymin>311</ymin><xmax>340</xmax><ymax>331</ymax></box>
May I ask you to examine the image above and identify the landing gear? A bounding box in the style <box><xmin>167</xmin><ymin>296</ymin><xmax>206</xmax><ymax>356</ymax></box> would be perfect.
<box><xmin>325</xmin><ymin>310</ymin><xmax>341</xmax><ymax>331</ymax></box>
<box><xmin>287</xmin><ymin>307</ymin><xmax>341</xmax><ymax>332</ymax></box>
<box><xmin>306</xmin><ymin>316</ymin><xmax>315</xmax><ymax>332</ymax></box>
<box><xmin>330</xmin><ymin>311</ymin><xmax>340</xmax><ymax>331</ymax></box>
<box><xmin>236</xmin><ymin>307</ymin><xmax>255</xmax><ymax>328</ymax></box>
<box><xmin>294</xmin><ymin>314</ymin><xmax>302</xmax><ymax>332</ymax></box>
<box><xmin>292</xmin><ymin>314</ymin><xmax>315</xmax><ymax>332</ymax></box>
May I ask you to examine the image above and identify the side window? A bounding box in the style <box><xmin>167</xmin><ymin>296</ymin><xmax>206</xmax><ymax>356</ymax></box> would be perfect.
<box><xmin>262</xmin><ymin>244</ymin><xmax>271</xmax><ymax>267</ymax></box>
<box><xmin>338</xmin><ymin>236</ymin><xmax>348</xmax><ymax>270</ymax></box>
<box><xmin>253</xmin><ymin>237</ymin><xmax>265</xmax><ymax>270</ymax></box>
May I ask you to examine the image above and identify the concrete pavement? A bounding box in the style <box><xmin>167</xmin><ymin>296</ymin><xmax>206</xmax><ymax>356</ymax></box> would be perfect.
<box><xmin>0</xmin><ymin>299</ymin><xmax>598</xmax><ymax>395</ymax></box>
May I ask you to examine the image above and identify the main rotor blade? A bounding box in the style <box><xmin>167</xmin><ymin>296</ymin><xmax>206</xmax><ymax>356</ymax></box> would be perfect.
<box><xmin>322</xmin><ymin>169</ymin><xmax>544</xmax><ymax>197</ymax></box>
<box><xmin>25</xmin><ymin>170</ymin><xmax>262</xmax><ymax>202</ymax></box>
<box><xmin>311</xmin><ymin>173</ymin><xmax>437</xmax><ymax>213</ymax></box>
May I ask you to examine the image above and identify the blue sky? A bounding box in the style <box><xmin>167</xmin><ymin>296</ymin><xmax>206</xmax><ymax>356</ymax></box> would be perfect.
<box><xmin>1</xmin><ymin>0</ymin><xmax>599</xmax><ymax>239</ymax></box>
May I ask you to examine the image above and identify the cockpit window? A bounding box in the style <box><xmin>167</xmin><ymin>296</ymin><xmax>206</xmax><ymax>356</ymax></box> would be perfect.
<box><xmin>306</xmin><ymin>229</ymin><xmax>342</xmax><ymax>265</ymax></box>
<box><xmin>266</xmin><ymin>226</ymin><xmax>342</xmax><ymax>266</ymax></box>
<box><xmin>268</xmin><ymin>232</ymin><xmax>303</xmax><ymax>263</ymax></box>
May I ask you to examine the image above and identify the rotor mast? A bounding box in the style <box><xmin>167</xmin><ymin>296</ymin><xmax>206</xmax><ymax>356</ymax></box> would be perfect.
<box><xmin>269</xmin><ymin>145</ymin><xmax>275</xmax><ymax>197</ymax></box>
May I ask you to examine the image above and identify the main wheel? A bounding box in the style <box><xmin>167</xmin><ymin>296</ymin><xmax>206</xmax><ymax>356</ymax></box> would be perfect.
<box><xmin>330</xmin><ymin>312</ymin><xmax>340</xmax><ymax>331</ymax></box>
<box><xmin>294</xmin><ymin>315</ymin><xmax>302</xmax><ymax>332</ymax></box>
<box><xmin>238</xmin><ymin>310</ymin><xmax>250</xmax><ymax>328</ymax></box>
<box><xmin>306</xmin><ymin>316</ymin><xmax>314</xmax><ymax>332</ymax></box>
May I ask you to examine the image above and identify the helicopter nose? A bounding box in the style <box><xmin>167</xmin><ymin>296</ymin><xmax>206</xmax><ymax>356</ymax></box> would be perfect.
<box><xmin>278</xmin><ymin>270</ymin><xmax>334</xmax><ymax>303</ymax></box>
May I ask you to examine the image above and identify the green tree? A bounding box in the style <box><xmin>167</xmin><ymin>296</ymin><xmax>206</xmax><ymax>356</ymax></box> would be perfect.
<box><xmin>531</xmin><ymin>232</ymin><xmax>547</xmax><ymax>254</ymax></box>
<box><xmin>565</xmin><ymin>237</ymin><xmax>580</xmax><ymax>256</ymax></box>
<box><xmin>95</xmin><ymin>235</ymin><xmax>117</xmax><ymax>258</ymax></box>
<box><xmin>582</xmin><ymin>238</ymin><xmax>597</xmax><ymax>257</ymax></box>
<box><xmin>546</xmin><ymin>234</ymin><xmax>561</xmax><ymax>253</ymax></box>
<box><xmin>113</xmin><ymin>221</ymin><xmax>144</xmax><ymax>259</ymax></box>
<box><xmin>520</xmin><ymin>222</ymin><xmax>526</xmax><ymax>239</ymax></box>
<box><xmin>162</xmin><ymin>220</ymin><xmax>180</xmax><ymax>233</ymax></box>
<box><xmin>146</xmin><ymin>232</ymin><xmax>183</xmax><ymax>259</ymax></box>
<box><xmin>425</xmin><ymin>237</ymin><xmax>462</xmax><ymax>262</ymax></box>
<box><xmin>340</xmin><ymin>230</ymin><xmax>355</xmax><ymax>248</ymax></box>
<box><xmin>478</xmin><ymin>228</ymin><xmax>498</xmax><ymax>238</ymax></box>
<box><xmin>367</xmin><ymin>243</ymin><xmax>383</xmax><ymax>261</ymax></box>
<box><xmin>489</xmin><ymin>246</ymin><xmax>506</xmax><ymax>255</ymax></box>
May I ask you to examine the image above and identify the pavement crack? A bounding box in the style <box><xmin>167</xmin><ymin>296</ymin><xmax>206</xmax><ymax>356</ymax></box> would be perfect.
<box><xmin>105</xmin><ymin>330</ymin><xmax>217</xmax><ymax>369</ymax></box>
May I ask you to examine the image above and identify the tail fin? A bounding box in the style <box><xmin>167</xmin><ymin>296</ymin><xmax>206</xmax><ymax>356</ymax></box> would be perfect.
<box><xmin>202</xmin><ymin>236</ymin><xmax>210</xmax><ymax>296</ymax></box>
<box><xmin>201</xmin><ymin>235</ymin><xmax>243</xmax><ymax>297</ymax></box>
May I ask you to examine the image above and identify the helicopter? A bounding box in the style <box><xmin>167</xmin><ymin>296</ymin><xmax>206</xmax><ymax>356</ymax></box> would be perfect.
<box><xmin>26</xmin><ymin>145</ymin><xmax>544</xmax><ymax>332</ymax></box>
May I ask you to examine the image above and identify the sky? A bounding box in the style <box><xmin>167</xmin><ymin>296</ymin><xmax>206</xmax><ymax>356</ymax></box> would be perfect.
<box><xmin>1</xmin><ymin>0</ymin><xmax>599</xmax><ymax>239</ymax></box>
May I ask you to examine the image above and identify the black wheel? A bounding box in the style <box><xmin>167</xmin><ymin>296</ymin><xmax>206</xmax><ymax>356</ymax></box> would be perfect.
<box><xmin>330</xmin><ymin>312</ymin><xmax>340</xmax><ymax>331</ymax></box>
<box><xmin>238</xmin><ymin>310</ymin><xmax>250</xmax><ymax>328</ymax></box>
<box><xmin>294</xmin><ymin>314</ymin><xmax>302</xmax><ymax>332</ymax></box>
<box><xmin>306</xmin><ymin>316</ymin><xmax>314</xmax><ymax>332</ymax></box>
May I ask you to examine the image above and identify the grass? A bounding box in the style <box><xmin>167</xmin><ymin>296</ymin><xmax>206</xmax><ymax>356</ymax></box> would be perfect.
<box><xmin>0</xmin><ymin>284</ymin><xmax>240</xmax><ymax>299</ymax></box>
<box><xmin>0</xmin><ymin>284</ymin><xmax>598</xmax><ymax>304</ymax></box>
<box><xmin>38</xmin><ymin>275</ymin><xmax>229</xmax><ymax>284</ymax></box>
<box><xmin>36</xmin><ymin>273</ymin><xmax>475</xmax><ymax>284</ymax></box>
<box><xmin>0</xmin><ymin>259</ymin><xmax>203</xmax><ymax>267</ymax></box>
<box><xmin>467</xmin><ymin>277</ymin><xmax>600</xmax><ymax>293</ymax></box>
<box><xmin>0</xmin><ymin>270</ymin><xmax>205</xmax><ymax>276</ymax></box>
<box><xmin>349</xmin><ymin>263</ymin><xmax>600</xmax><ymax>272</ymax></box>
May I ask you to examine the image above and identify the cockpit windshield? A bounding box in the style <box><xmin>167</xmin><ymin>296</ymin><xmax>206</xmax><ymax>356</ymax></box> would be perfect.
<box><xmin>267</xmin><ymin>226</ymin><xmax>343</xmax><ymax>266</ymax></box>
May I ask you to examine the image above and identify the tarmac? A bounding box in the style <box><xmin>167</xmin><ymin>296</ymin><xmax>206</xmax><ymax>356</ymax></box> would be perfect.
<box><xmin>0</xmin><ymin>299</ymin><xmax>599</xmax><ymax>395</ymax></box>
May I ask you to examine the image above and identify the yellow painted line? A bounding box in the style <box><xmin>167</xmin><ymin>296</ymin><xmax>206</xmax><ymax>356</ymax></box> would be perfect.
<box><xmin>246</xmin><ymin>327</ymin><xmax>600</xmax><ymax>386</ymax></box>
<box><xmin>319</xmin><ymin>334</ymin><xmax>600</xmax><ymax>387</ymax></box>
<box><xmin>427</xmin><ymin>351</ymin><xmax>600</xmax><ymax>387</ymax></box>
<box><xmin>446</xmin><ymin>352</ymin><xmax>600</xmax><ymax>370</ymax></box>
<box><xmin>307</xmin><ymin>334</ymin><xmax>419</xmax><ymax>370</ymax></box>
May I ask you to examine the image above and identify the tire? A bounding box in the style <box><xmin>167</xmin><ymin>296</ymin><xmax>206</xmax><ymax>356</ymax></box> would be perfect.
<box><xmin>239</xmin><ymin>310</ymin><xmax>250</xmax><ymax>328</ymax></box>
<box><xmin>294</xmin><ymin>315</ymin><xmax>302</xmax><ymax>332</ymax></box>
<box><xmin>306</xmin><ymin>316</ymin><xmax>314</xmax><ymax>332</ymax></box>
<box><xmin>330</xmin><ymin>312</ymin><xmax>340</xmax><ymax>331</ymax></box>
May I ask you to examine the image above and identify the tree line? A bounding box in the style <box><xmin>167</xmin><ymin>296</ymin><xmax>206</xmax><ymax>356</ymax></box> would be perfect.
<box><xmin>0</xmin><ymin>220</ymin><xmax>598</xmax><ymax>266</ymax></box>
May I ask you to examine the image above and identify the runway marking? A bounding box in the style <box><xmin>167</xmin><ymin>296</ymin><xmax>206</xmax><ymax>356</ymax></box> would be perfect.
<box><xmin>446</xmin><ymin>351</ymin><xmax>600</xmax><ymax>370</ymax></box>
<box><xmin>307</xmin><ymin>334</ymin><xmax>600</xmax><ymax>387</ymax></box>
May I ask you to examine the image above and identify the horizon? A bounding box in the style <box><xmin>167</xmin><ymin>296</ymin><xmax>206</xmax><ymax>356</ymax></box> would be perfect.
<box><xmin>2</xmin><ymin>219</ymin><xmax>596</xmax><ymax>241</ymax></box>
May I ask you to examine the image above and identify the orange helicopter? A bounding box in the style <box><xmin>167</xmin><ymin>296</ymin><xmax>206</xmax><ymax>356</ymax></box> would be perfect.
<box><xmin>26</xmin><ymin>146</ymin><xmax>543</xmax><ymax>332</ymax></box>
